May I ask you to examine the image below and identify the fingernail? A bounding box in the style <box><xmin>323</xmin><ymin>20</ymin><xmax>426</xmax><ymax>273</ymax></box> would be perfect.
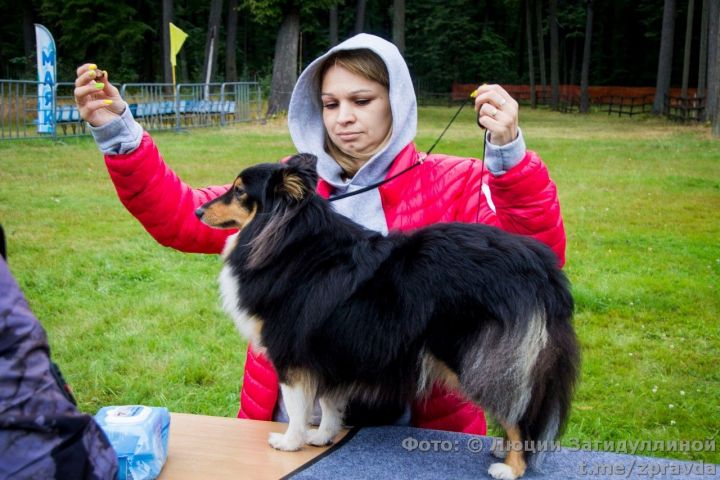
<box><xmin>103</xmin><ymin>100</ymin><xmax>113</xmax><ymax>105</ymax></box>
<box><xmin>88</xmin><ymin>64</ymin><xmax>97</xmax><ymax>70</ymax></box>
<box><xmin>94</xmin><ymin>82</ymin><xmax>105</xmax><ymax>89</ymax></box>
<box><xmin>471</xmin><ymin>83</ymin><xmax>488</xmax><ymax>98</ymax></box>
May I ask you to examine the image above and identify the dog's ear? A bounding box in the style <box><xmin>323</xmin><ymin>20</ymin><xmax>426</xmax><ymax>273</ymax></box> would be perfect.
<box><xmin>276</xmin><ymin>153</ymin><xmax>318</xmax><ymax>201</ymax></box>
<box><xmin>286</xmin><ymin>153</ymin><xmax>318</xmax><ymax>172</ymax></box>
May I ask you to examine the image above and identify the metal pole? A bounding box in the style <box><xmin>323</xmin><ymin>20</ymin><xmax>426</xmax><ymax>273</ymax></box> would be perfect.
<box><xmin>220</xmin><ymin>82</ymin><xmax>226</xmax><ymax>126</ymax></box>
<box><xmin>51</xmin><ymin>82</ymin><xmax>57</xmax><ymax>140</ymax></box>
<box><xmin>175</xmin><ymin>84</ymin><xmax>181</xmax><ymax>132</ymax></box>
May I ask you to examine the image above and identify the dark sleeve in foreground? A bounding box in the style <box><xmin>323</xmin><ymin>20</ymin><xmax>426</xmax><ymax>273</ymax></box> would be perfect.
<box><xmin>0</xmin><ymin>259</ymin><xmax>118</xmax><ymax>479</ymax></box>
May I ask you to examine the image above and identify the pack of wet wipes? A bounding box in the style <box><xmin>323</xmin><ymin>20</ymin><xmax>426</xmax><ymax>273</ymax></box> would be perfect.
<box><xmin>95</xmin><ymin>406</ymin><xmax>170</xmax><ymax>480</ymax></box>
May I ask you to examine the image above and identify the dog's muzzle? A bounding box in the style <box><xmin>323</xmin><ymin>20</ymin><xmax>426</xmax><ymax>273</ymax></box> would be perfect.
<box><xmin>194</xmin><ymin>207</ymin><xmax>205</xmax><ymax>220</ymax></box>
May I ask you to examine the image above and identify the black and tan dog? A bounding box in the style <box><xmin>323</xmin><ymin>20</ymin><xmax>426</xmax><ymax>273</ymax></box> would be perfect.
<box><xmin>196</xmin><ymin>154</ymin><xmax>580</xmax><ymax>480</ymax></box>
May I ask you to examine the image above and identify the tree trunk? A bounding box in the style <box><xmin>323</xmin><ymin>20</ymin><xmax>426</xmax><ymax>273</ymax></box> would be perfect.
<box><xmin>23</xmin><ymin>1</ymin><xmax>35</xmax><ymax>59</ymax></box>
<box><xmin>267</xmin><ymin>8</ymin><xmax>300</xmax><ymax>116</ymax></box>
<box><xmin>226</xmin><ymin>0</ymin><xmax>239</xmax><ymax>82</ymax></box>
<box><xmin>162</xmin><ymin>0</ymin><xmax>173</xmax><ymax>85</ymax></box>
<box><xmin>698</xmin><ymin>0</ymin><xmax>709</xmax><ymax>99</ymax></box>
<box><xmin>179</xmin><ymin>48</ymin><xmax>189</xmax><ymax>83</ymax></box>
<box><xmin>140</xmin><ymin>0</ymin><xmax>156</xmax><ymax>82</ymax></box>
<box><xmin>330</xmin><ymin>6</ymin><xmax>339</xmax><ymax>46</ymax></box>
<box><xmin>526</xmin><ymin>0</ymin><xmax>537</xmax><ymax>108</ymax></box>
<box><xmin>536</xmin><ymin>0</ymin><xmax>548</xmax><ymax>103</ymax></box>
<box><xmin>681</xmin><ymin>0</ymin><xmax>695</xmax><ymax>97</ymax></box>
<box><xmin>549</xmin><ymin>0</ymin><xmax>560</xmax><ymax>109</ymax></box>
<box><xmin>299</xmin><ymin>31</ymin><xmax>303</xmax><ymax>74</ymax></box>
<box><xmin>570</xmin><ymin>38</ymin><xmax>578</xmax><ymax>86</ymax></box>
<box><xmin>562</xmin><ymin>37</ymin><xmax>568</xmax><ymax>86</ymax></box>
<box><xmin>355</xmin><ymin>0</ymin><xmax>367</xmax><ymax>34</ymax></box>
<box><xmin>242</xmin><ymin>12</ymin><xmax>249</xmax><ymax>78</ymax></box>
<box><xmin>20</xmin><ymin>1</ymin><xmax>37</xmax><ymax>78</ymax></box>
<box><xmin>707</xmin><ymin>0</ymin><xmax>719</xmax><ymax>122</ymax></box>
<box><xmin>653</xmin><ymin>0</ymin><xmax>676</xmax><ymax>115</ymax></box>
<box><xmin>580</xmin><ymin>0</ymin><xmax>594</xmax><ymax>113</ymax></box>
<box><xmin>393</xmin><ymin>0</ymin><xmax>405</xmax><ymax>55</ymax></box>
<box><xmin>202</xmin><ymin>0</ymin><xmax>224</xmax><ymax>85</ymax></box>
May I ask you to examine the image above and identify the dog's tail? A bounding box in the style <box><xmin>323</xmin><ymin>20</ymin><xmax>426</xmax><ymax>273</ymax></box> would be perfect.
<box><xmin>521</xmin><ymin>270</ymin><xmax>580</xmax><ymax>471</ymax></box>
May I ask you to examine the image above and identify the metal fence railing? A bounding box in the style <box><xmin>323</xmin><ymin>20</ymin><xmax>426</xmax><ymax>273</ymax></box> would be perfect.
<box><xmin>0</xmin><ymin>80</ymin><xmax>262</xmax><ymax>141</ymax></box>
<box><xmin>1</xmin><ymin>80</ymin><xmax>45</xmax><ymax>140</ymax></box>
<box><xmin>55</xmin><ymin>82</ymin><xmax>85</xmax><ymax>136</ymax></box>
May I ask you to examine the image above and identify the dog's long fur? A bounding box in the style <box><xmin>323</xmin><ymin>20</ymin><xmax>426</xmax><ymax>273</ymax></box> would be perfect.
<box><xmin>196</xmin><ymin>154</ymin><xmax>580</xmax><ymax>480</ymax></box>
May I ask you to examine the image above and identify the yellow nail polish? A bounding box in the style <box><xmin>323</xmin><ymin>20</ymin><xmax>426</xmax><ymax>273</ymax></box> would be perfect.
<box><xmin>88</xmin><ymin>64</ymin><xmax>97</xmax><ymax>70</ymax></box>
<box><xmin>471</xmin><ymin>83</ymin><xmax>488</xmax><ymax>98</ymax></box>
<box><xmin>88</xmin><ymin>70</ymin><xmax>96</xmax><ymax>78</ymax></box>
<box><xmin>94</xmin><ymin>82</ymin><xmax>105</xmax><ymax>89</ymax></box>
<box><xmin>103</xmin><ymin>100</ymin><xmax>113</xmax><ymax>105</ymax></box>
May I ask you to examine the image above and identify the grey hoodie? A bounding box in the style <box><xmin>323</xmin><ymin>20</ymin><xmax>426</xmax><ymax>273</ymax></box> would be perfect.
<box><xmin>288</xmin><ymin>33</ymin><xmax>418</xmax><ymax>235</ymax></box>
<box><xmin>287</xmin><ymin>33</ymin><xmax>527</xmax><ymax>235</ymax></box>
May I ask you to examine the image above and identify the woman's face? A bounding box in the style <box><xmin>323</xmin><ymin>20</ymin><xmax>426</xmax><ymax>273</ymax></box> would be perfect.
<box><xmin>321</xmin><ymin>65</ymin><xmax>392</xmax><ymax>160</ymax></box>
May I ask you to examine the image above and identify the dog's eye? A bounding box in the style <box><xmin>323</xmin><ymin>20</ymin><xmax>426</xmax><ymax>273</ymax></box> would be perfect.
<box><xmin>234</xmin><ymin>186</ymin><xmax>245</xmax><ymax>197</ymax></box>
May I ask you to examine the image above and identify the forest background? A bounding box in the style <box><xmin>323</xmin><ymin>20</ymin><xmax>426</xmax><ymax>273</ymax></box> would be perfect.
<box><xmin>1</xmin><ymin>0</ymin><xmax>717</xmax><ymax>118</ymax></box>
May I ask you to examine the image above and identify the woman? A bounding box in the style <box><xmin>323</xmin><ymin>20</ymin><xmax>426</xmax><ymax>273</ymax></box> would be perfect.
<box><xmin>74</xmin><ymin>34</ymin><xmax>565</xmax><ymax>435</ymax></box>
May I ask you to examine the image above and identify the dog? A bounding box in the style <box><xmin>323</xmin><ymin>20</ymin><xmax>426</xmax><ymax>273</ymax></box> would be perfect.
<box><xmin>195</xmin><ymin>153</ymin><xmax>580</xmax><ymax>480</ymax></box>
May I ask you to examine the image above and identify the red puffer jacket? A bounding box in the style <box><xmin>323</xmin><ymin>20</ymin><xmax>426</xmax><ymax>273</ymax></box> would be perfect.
<box><xmin>104</xmin><ymin>133</ymin><xmax>566</xmax><ymax>435</ymax></box>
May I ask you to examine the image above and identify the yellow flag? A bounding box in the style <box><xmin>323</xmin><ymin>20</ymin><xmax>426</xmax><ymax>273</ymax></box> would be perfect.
<box><xmin>169</xmin><ymin>22</ymin><xmax>188</xmax><ymax>67</ymax></box>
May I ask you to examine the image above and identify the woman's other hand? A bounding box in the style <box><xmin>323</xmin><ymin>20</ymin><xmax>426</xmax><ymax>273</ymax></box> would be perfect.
<box><xmin>74</xmin><ymin>63</ymin><xmax>125</xmax><ymax>127</ymax></box>
<box><xmin>473</xmin><ymin>84</ymin><xmax>519</xmax><ymax>146</ymax></box>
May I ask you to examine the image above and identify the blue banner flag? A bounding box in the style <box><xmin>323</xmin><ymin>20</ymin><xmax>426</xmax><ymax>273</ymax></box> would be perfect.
<box><xmin>35</xmin><ymin>24</ymin><xmax>56</xmax><ymax>134</ymax></box>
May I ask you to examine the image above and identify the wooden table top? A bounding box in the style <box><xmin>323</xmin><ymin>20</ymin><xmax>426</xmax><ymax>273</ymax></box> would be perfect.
<box><xmin>158</xmin><ymin>413</ymin><xmax>347</xmax><ymax>479</ymax></box>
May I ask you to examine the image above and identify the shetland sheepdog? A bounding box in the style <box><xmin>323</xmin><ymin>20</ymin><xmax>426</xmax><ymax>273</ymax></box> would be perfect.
<box><xmin>196</xmin><ymin>154</ymin><xmax>579</xmax><ymax>480</ymax></box>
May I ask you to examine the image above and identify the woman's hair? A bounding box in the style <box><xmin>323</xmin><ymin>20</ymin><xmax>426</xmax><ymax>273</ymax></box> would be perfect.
<box><xmin>318</xmin><ymin>49</ymin><xmax>391</xmax><ymax>178</ymax></box>
<box><xmin>318</xmin><ymin>49</ymin><xmax>389</xmax><ymax>90</ymax></box>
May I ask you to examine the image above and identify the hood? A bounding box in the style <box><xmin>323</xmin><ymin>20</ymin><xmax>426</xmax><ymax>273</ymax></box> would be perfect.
<box><xmin>288</xmin><ymin>33</ymin><xmax>417</xmax><ymax>191</ymax></box>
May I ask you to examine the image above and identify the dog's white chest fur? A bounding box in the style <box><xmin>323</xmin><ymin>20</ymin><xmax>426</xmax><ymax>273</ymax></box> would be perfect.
<box><xmin>219</xmin><ymin>260</ymin><xmax>264</xmax><ymax>350</ymax></box>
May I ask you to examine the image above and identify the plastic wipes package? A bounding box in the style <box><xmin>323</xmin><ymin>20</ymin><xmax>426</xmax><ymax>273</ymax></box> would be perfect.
<box><xmin>95</xmin><ymin>406</ymin><xmax>171</xmax><ymax>480</ymax></box>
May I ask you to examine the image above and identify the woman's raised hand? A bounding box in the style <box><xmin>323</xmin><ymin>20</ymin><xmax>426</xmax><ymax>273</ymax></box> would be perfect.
<box><xmin>74</xmin><ymin>64</ymin><xmax>125</xmax><ymax>127</ymax></box>
<box><xmin>472</xmin><ymin>84</ymin><xmax>519</xmax><ymax>146</ymax></box>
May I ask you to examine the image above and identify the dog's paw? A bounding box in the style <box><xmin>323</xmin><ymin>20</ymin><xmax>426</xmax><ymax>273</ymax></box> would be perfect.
<box><xmin>306</xmin><ymin>428</ymin><xmax>334</xmax><ymax>447</ymax></box>
<box><xmin>488</xmin><ymin>462</ymin><xmax>518</xmax><ymax>480</ymax></box>
<box><xmin>268</xmin><ymin>432</ymin><xmax>303</xmax><ymax>452</ymax></box>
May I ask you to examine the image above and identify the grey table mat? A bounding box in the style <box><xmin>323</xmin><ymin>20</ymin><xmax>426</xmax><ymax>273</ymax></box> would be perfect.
<box><xmin>283</xmin><ymin>426</ymin><xmax>718</xmax><ymax>479</ymax></box>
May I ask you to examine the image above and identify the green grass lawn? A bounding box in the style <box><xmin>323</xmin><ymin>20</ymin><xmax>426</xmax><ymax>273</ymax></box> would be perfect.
<box><xmin>1</xmin><ymin>108</ymin><xmax>718</xmax><ymax>463</ymax></box>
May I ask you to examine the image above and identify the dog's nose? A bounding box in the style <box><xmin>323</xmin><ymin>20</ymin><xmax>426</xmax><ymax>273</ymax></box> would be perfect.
<box><xmin>195</xmin><ymin>207</ymin><xmax>205</xmax><ymax>219</ymax></box>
